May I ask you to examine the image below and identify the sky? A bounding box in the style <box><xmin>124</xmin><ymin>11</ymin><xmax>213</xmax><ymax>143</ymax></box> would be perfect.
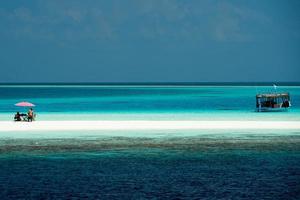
<box><xmin>0</xmin><ymin>0</ymin><xmax>299</xmax><ymax>83</ymax></box>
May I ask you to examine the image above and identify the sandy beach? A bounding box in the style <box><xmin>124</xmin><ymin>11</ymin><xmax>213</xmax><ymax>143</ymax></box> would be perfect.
<box><xmin>1</xmin><ymin>120</ymin><xmax>299</xmax><ymax>132</ymax></box>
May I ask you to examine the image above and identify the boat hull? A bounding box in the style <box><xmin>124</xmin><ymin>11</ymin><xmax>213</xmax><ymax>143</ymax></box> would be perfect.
<box><xmin>257</xmin><ymin>107</ymin><xmax>290</xmax><ymax>112</ymax></box>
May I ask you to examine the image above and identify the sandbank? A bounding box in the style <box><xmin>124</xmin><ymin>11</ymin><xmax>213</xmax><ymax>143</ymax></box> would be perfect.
<box><xmin>0</xmin><ymin>120</ymin><xmax>299</xmax><ymax>132</ymax></box>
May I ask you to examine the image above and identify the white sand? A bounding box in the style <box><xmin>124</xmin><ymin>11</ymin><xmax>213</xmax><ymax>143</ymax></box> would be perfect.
<box><xmin>0</xmin><ymin>120</ymin><xmax>299</xmax><ymax>132</ymax></box>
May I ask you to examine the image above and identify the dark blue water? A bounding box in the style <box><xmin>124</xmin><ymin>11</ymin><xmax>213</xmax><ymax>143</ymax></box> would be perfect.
<box><xmin>0</xmin><ymin>141</ymin><xmax>300</xmax><ymax>199</ymax></box>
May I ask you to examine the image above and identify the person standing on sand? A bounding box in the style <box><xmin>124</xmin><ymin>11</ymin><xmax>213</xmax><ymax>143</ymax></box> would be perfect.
<box><xmin>27</xmin><ymin>108</ymin><xmax>34</xmax><ymax>122</ymax></box>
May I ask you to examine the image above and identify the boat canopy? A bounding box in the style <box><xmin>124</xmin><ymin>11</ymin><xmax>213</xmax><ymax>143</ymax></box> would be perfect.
<box><xmin>256</xmin><ymin>93</ymin><xmax>290</xmax><ymax>99</ymax></box>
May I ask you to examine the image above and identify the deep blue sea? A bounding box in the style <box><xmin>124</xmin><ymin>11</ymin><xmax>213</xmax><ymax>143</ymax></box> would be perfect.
<box><xmin>1</xmin><ymin>148</ymin><xmax>300</xmax><ymax>199</ymax></box>
<box><xmin>0</xmin><ymin>84</ymin><xmax>300</xmax><ymax>199</ymax></box>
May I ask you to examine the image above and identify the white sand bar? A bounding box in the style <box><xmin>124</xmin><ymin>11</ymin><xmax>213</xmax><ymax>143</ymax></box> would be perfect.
<box><xmin>0</xmin><ymin>121</ymin><xmax>300</xmax><ymax>132</ymax></box>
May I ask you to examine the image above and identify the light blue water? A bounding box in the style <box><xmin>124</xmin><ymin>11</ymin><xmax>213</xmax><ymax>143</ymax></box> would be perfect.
<box><xmin>0</xmin><ymin>85</ymin><xmax>299</xmax><ymax>120</ymax></box>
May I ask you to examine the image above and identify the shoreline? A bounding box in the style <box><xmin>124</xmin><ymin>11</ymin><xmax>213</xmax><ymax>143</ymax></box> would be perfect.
<box><xmin>1</xmin><ymin>112</ymin><xmax>300</xmax><ymax>122</ymax></box>
<box><xmin>1</xmin><ymin>120</ymin><xmax>300</xmax><ymax>132</ymax></box>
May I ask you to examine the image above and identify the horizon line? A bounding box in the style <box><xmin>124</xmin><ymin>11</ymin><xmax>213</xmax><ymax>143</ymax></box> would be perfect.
<box><xmin>0</xmin><ymin>81</ymin><xmax>299</xmax><ymax>86</ymax></box>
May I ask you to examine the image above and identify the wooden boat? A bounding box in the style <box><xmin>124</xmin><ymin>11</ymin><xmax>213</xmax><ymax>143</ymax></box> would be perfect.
<box><xmin>256</xmin><ymin>93</ymin><xmax>291</xmax><ymax>112</ymax></box>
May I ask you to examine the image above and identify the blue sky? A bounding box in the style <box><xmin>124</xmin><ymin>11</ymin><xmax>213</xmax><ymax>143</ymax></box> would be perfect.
<box><xmin>0</xmin><ymin>0</ymin><xmax>299</xmax><ymax>82</ymax></box>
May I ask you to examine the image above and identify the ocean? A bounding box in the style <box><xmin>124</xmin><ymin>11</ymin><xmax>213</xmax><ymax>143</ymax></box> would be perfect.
<box><xmin>0</xmin><ymin>84</ymin><xmax>299</xmax><ymax>199</ymax></box>
<box><xmin>0</xmin><ymin>84</ymin><xmax>300</xmax><ymax>120</ymax></box>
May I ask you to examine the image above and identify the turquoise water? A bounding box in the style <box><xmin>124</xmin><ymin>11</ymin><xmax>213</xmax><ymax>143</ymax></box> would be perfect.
<box><xmin>0</xmin><ymin>84</ymin><xmax>300</xmax><ymax>199</ymax></box>
<box><xmin>0</xmin><ymin>85</ymin><xmax>300</xmax><ymax>120</ymax></box>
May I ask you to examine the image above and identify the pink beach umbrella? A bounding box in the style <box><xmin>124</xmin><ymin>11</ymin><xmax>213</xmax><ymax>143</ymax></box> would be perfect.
<box><xmin>15</xmin><ymin>102</ymin><xmax>35</xmax><ymax>107</ymax></box>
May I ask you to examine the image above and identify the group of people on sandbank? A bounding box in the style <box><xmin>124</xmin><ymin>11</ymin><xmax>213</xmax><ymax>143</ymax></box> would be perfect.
<box><xmin>14</xmin><ymin>108</ymin><xmax>35</xmax><ymax>122</ymax></box>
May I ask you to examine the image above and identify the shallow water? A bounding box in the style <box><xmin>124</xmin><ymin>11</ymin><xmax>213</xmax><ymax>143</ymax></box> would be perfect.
<box><xmin>0</xmin><ymin>85</ymin><xmax>299</xmax><ymax>121</ymax></box>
